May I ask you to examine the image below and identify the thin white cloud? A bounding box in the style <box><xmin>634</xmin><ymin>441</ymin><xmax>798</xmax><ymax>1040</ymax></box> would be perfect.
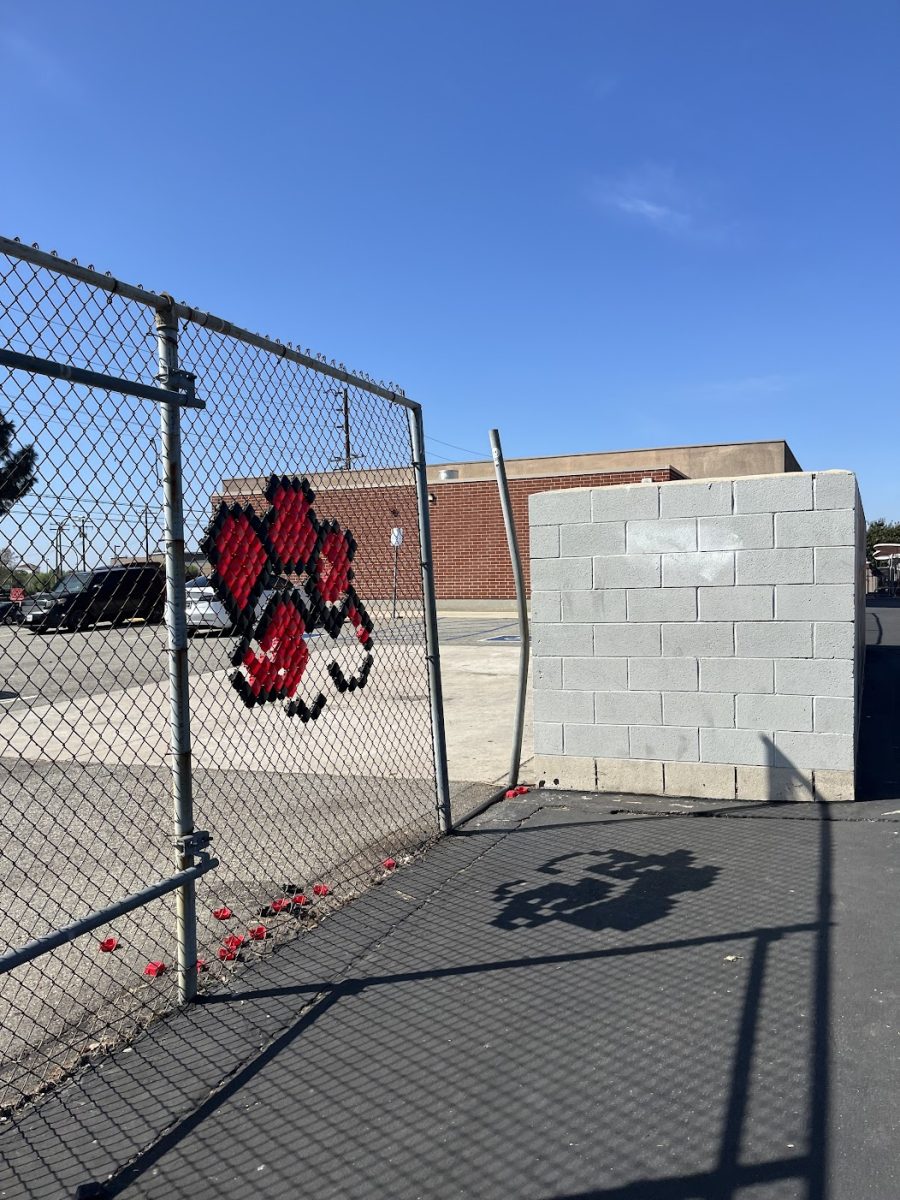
<box><xmin>592</xmin><ymin>164</ymin><xmax>731</xmax><ymax>243</ymax></box>
<box><xmin>703</xmin><ymin>374</ymin><xmax>794</xmax><ymax>397</ymax></box>
<box><xmin>1</xmin><ymin>28</ymin><xmax>71</xmax><ymax>95</ymax></box>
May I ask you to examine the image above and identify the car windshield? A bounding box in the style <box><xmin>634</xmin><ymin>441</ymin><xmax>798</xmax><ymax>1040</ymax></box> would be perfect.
<box><xmin>51</xmin><ymin>572</ymin><xmax>92</xmax><ymax>596</ymax></box>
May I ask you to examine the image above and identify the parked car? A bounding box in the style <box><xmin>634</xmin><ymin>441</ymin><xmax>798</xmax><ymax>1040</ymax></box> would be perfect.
<box><xmin>0</xmin><ymin>596</ymin><xmax>23</xmax><ymax>625</ymax></box>
<box><xmin>185</xmin><ymin>577</ymin><xmax>276</xmax><ymax>634</ymax></box>
<box><xmin>24</xmin><ymin>565</ymin><xmax>165</xmax><ymax>632</ymax></box>
<box><xmin>19</xmin><ymin>591</ymin><xmax>54</xmax><ymax>617</ymax></box>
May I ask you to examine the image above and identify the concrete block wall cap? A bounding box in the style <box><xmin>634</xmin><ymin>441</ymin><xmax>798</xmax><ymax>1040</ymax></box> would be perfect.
<box><xmin>658</xmin><ymin>479</ymin><xmax>733</xmax><ymax>518</ymax></box>
<box><xmin>734</xmin><ymin>473</ymin><xmax>813</xmax><ymax>514</ymax></box>
<box><xmin>591</xmin><ymin>483</ymin><xmax>659</xmax><ymax>522</ymax></box>
<box><xmin>529</xmin><ymin>488</ymin><xmax>592</xmax><ymax>525</ymax></box>
<box><xmin>813</xmin><ymin>471</ymin><xmax>858</xmax><ymax>513</ymax></box>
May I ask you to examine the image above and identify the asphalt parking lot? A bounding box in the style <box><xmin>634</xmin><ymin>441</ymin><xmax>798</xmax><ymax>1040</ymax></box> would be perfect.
<box><xmin>0</xmin><ymin>612</ymin><xmax>519</xmax><ymax>713</ymax></box>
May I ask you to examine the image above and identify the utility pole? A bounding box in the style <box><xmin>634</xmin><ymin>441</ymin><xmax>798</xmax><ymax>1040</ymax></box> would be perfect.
<box><xmin>144</xmin><ymin>507</ymin><xmax>151</xmax><ymax>561</ymax></box>
<box><xmin>341</xmin><ymin>386</ymin><xmax>352</xmax><ymax>470</ymax></box>
<box><xmin>331</xmin><ymin>386</ymin><xmax>360</xmax><ymax>470</ymax></box>
<box><xmin>75</xmin><ymin>516</ymin><xmax>88</xmax><ymax>571</ymax></box>
<box><xmin>54</xmin><ymin>521</ymin><xmax>68</xmax><ymax>578</ymax></box>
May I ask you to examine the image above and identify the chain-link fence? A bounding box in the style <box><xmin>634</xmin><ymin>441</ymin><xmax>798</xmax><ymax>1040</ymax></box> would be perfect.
<box><xmin>0</xmin><ymin>236</ymin><xmax>449</xmax><ymax>1113</ymax></box>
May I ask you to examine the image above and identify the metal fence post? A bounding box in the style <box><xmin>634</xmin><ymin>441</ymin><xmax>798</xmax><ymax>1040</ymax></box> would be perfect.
<box><xmin>155</xmin><ymin>297</ymin><xmax>199</xmax><ymax>1003</ymax></box>
<box><xmin>489</xmin><ymin>428</ymin><xmax>530</xmax><ymax>788</ymax></box>
<box><xmin>408</xmin><ymin>405</ymin><xmax>452</xmax><ymax>833</ymax></box>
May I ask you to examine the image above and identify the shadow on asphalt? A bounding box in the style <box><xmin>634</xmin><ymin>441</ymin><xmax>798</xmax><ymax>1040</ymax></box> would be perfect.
<box><xmin>0</xmin><ymin>802</ymin><xmax>842</xmax><ymax>1200</ymax></box>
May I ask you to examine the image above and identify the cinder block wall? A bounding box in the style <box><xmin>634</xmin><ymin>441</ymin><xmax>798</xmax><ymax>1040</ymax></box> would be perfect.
<box><xmin>529</xmin><ymin>471</ymin><xmax>865</xmax><ymax>802</ymax></box>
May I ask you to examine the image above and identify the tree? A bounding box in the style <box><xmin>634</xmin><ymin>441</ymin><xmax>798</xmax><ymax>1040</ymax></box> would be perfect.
<box><xmin>0</xmin><ymin>411</ymin><xmax>37</xmax><ymax>517</ymax></box>
<box><xmin>866</xmin><ymin>518</ymin><xmax>900</xmax><ymax>561</ymax></box>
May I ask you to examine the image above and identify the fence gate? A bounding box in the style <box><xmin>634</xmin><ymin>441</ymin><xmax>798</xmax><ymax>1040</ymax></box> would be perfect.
<box><xmin>0</xmin><ymin>236</ymin><xmax>449</xmax><ymax>1114</ymax></box>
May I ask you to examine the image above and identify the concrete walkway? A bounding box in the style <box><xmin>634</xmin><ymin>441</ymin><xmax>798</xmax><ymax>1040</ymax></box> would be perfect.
<box><xmin>4</xmin><ymin>790</ymin><xmax>900</xmax><ymax>1200</ymax></box>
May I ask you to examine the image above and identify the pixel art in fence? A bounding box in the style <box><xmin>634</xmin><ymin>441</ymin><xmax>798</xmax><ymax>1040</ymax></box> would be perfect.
<box><xmin>201</xmin><ymin>474</ymin><xmax>374</xmax><ymax>720</ymax></box>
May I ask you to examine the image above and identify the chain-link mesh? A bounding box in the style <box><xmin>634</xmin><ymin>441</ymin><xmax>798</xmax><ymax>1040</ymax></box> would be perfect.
<box><xmin>0</xmin><ymin>243</ymin><xmax>439</xmax><ymax>1113</ymax></box>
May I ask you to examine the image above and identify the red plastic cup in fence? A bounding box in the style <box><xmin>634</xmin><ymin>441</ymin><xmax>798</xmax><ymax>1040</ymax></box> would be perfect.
<box><xmin>292</xmin><ymin>894</ymin><xmax>310</xmax><ymax>906</ymax></box>
<box><xmin>143</xmin><ymin>961</ymin><xmax>166</xmax><ymax>978</ymax></box>
<box><xmin>312</xmin><ymin>883</ymin><xmax>330</xmax><ymax>897</ymax></box>
<box><xmin>248</xmin><ymin>925</ymin><xmax>267</xmax><ymax>941</ymax></box>
<box><xmin>382</xmin><ymin>858</ymin><xmax>397</xmax><ymax>871</ymax></box>
<box><xmin>223</xmin><ymin>933</ymin><xmax>246</xmax><ymax>950</ymax></box>
<box><xmin>515</xmin><ymin>786</ymin><xmax>530</xmax><ymax>796</ymax></box>
<box><xmin>197</xmin><ymin>958</ymin><xmax>207</xmax><ymax>971</ymax></box>
<box><xmin>212</xmin><ymin>906</ymin><xmax>233</xmax><ymax>920</ymax></box>
<box><xmin>505</xmin><ymin>789</ymin><xmax>517</xmax><ymax>799</ymax></box>
<box><xmin>271</xmin><ymin>898</ymin><xmax>291</xmax><ymax>913</ymax></box>
<box><xmin>217</xmin><ymin>946</ymin><xmax>239</xmax><ymax>962</ymax></box>
<box><xmin>98</xmin><ymin>937</ymin><xmax>118</xmax><ymax>953</ymax></box>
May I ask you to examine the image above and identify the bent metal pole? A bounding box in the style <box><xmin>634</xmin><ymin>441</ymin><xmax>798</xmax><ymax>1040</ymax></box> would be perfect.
<box><xmin>489</xmin><ymin>428</ymin><xmax>530</xmax><ymax>788</ymax></box>
<box><xmin>155</xmin><ymin>298</ymin><xmax>200</xmax><ymax>1003</ymax></box>
<box><xmin>408</xmin><ymin>405</ymin><xmax>452</xmax><ymax>833</ymax></box>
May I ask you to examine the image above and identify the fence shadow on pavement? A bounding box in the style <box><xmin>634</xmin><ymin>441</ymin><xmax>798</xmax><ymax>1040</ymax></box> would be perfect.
<box><xmin>0</xmin><ymin>789</ymin><xmax>841</xmax><ymax>1200</ymax></box>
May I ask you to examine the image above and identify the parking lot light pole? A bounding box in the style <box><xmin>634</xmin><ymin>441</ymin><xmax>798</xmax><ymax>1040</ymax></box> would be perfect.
<box><xmin>155</xmin><ymin>297</ymin><xmax>199</xmax><ymax>1004</ymax></box>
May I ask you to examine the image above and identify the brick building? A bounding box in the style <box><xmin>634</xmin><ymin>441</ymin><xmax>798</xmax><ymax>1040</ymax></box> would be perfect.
<box><xmin>218</xmin><ymin>440</ymin><xmax>801</xmax><ymax>604</ymax></box>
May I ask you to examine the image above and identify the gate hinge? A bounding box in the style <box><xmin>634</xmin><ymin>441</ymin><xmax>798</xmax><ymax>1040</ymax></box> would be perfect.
<box><xmin>175</xmin><ymin>829</ymin><xmax>211</xmax><ymax>857</ymax></box>
<box><xmin>154</xmin><ymin>368</ymin><xmax>196</xmax><ymax>402</ymax></box>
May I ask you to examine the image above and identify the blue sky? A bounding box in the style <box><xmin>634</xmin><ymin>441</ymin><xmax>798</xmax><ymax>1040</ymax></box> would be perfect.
<box><xmin>2</xmin><ymin>1</ymin><xmax>898</xmax><ymax>517</ymax></box>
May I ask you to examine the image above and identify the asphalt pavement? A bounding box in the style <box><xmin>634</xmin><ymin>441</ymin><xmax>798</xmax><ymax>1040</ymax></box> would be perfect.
<box><xmin>3</xmin><ymin>792</ymin><xmax>899</xmax><ymax>1199</ymax></box>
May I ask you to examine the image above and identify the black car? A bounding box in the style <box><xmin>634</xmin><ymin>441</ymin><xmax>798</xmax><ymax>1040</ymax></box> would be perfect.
<box><xmin>24</xmin><ymin>566</ymin><xmax>165</xmax><ymax>632</ymax></box>
<box><xmin>0</xmin><ymin>594</ymin><xmax>23</xmax><ymax>625</ymax></box>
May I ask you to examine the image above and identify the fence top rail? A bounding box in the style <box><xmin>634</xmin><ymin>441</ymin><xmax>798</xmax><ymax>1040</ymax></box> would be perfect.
<box><xmin>0</xmin><ymin>235</ymin><xmax>419</xmax><ymax>412</ymax></box>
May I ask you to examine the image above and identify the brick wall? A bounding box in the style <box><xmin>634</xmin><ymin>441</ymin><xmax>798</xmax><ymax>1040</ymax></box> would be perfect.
<box><xmin>429</xmin><ymin>469</ymin><xmax>679</xmax><ymax>600</ymax></box>
<box><xmin>222</xmin><ymin>468</ymin><xmax>680</xmax><ymax>601</ymax></box>
<box><xmin>529</xmin><ymin>471</ymin><xmax>865</xmax><ymax>802</ymax></box>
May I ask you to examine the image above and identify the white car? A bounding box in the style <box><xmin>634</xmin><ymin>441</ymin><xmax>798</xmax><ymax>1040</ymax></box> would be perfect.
<box><xmin>184</xmin><ymin>577</ymin><xmax>276</xmax><ymax>634</ymax></box>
